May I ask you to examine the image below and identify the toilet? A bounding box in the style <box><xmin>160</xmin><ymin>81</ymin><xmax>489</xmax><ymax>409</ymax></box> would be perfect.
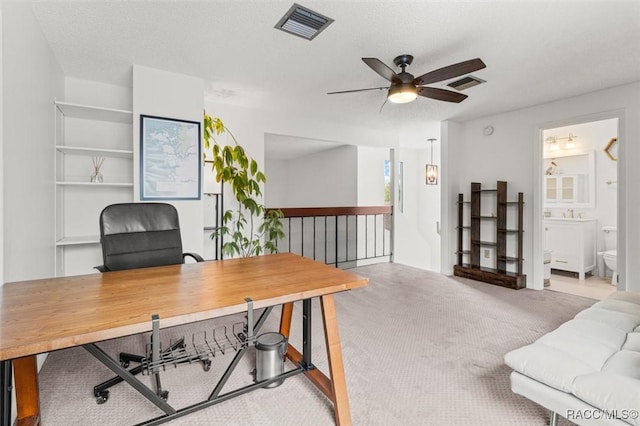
<box><xmin>601</xmin><ymin>226</ymin><xmax>617</xmax><ymax>285</ymax></box>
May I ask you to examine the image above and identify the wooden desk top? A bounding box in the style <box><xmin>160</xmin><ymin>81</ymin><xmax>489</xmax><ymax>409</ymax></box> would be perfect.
<box><xmin>0</xmin><ymin>253</ymin><xmax>368</xmax><ymax>361</ymax></box>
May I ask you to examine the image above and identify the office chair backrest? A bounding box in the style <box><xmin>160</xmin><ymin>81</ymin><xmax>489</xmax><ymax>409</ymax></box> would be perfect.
<box><xmin>99</xmin><ymin>202</ymin><xmax>184</xmax><ymax>271</ymax></box>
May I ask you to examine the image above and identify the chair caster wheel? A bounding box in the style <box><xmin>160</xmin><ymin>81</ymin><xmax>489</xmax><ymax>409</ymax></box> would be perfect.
<box><xmin>202</xmin><ymin>360</ymin><xmax>211</xmax><ymax>372</ymax></box>
<box><xmin>160</xmin><ymin>390</ymin><xmax>169</xmax><ymax>401</ymax></box>
<box><xmin>119</xmin><ymin>359</ymin><xmax>130</xmax><ymax>368</ymax></box>
<box><xmin>95</xmin><ymin>390</ymin><xmax>109</xmax><ymax>404</ymax></box>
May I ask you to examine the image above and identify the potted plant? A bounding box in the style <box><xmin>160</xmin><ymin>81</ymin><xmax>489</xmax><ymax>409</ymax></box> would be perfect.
<box><xmin>203</xmin><ymin>112</ymin><xmax>284</xmax><ymax>258</ymax></box>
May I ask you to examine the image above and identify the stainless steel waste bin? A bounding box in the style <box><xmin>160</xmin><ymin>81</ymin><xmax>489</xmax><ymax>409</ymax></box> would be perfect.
<box><xmin>255</xmin><ymin>332</ymin><xmax>288</xmax><ymax>388</ymax></box>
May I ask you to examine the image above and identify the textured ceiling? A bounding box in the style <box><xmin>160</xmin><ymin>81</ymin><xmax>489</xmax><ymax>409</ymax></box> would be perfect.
<box><xmin>30</xmin><ymin>1</ymin><xmax>640</xmax><ymax>135</ymax></box>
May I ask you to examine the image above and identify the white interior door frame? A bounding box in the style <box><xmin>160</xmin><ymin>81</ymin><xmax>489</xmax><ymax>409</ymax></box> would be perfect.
<box><xmin>533</xmin><ymin>110</ymin><xmax>625</xmax><ymax>290</ymax></box>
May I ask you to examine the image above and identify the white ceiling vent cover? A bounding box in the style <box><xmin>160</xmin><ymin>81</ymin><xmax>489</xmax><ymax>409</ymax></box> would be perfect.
<box><xmin>275</xmin><ymin>4</ymin><xmax>334</xmax><ymax>40</ymax></box>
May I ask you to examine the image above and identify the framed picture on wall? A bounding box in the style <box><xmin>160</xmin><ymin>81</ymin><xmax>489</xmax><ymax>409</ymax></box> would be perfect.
<box><xmin>140</xmin><ymin>115</ymin><xmax>201</xmax><ymax>200</ymax></box>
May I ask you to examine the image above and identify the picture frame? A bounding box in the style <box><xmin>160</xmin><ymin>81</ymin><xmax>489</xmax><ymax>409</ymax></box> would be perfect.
<box><xmin>140</xmin><ymin>115</ymin><xmax>201</xmax><ymax>200</ymax></box>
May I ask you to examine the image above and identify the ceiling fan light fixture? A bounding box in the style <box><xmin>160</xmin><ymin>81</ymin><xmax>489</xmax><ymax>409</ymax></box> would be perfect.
<box><xmin>388</xmin><ymin>84</ymin><xmax>418</xmax><ymax>104</ymax></box>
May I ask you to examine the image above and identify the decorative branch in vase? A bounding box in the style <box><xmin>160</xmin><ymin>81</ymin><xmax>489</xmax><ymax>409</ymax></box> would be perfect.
<box><xmin>203</xmin><ymin>112</ymin><xmax>284</xmax><ymax>258</ymax></box>
<box><xmin>90</xmin><ymin>156</ymin><xmax>104</xmax><ymax>183</ymax></box>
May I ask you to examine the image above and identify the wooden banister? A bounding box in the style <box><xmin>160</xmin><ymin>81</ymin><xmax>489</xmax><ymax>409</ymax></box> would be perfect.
<box><xmin>268</xmin><ymin>206</ymin><xmax>392</xmax><ymax>218</ymax></box>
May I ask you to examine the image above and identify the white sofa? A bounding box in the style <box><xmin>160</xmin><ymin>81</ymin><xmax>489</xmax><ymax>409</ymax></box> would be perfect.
<box><xmin>505</xmin><ymin>292</ymin><xmax>640</xmax><ymax>426</ymax></box>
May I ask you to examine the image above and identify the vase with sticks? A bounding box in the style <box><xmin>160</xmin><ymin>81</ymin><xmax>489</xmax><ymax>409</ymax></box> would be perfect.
<box><xmin>90</xmin><ymin>157</ymin><xmax>104</xmax><ymax>183</ymax></box>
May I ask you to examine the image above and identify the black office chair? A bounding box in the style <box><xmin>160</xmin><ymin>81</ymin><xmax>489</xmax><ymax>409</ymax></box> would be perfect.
<box><xmin>96</xmin><ymin>202</ymin><xmax>204</xmax><ymax>272</ymax></box>
<box><xmin>93</xmin><ymin>202</ymin><xmax>206</xmax><ymax>404</ymax></box>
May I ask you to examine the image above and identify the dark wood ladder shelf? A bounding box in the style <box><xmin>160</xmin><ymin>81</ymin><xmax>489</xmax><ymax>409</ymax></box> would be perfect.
<box><xmin>454</xmin><ymin>181</ymin><xmax>526</xmax><ymax>290</ymax></box>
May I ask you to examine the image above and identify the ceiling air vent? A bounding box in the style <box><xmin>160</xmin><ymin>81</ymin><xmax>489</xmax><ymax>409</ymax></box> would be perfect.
<box><xmin>275</xmin><ymin>3</ymin><xmax>334</xmax><ymax>40</ymax></box>
<box><xmin>447</xmin><ymin>75</ymin><xmax>486</xmax><ymax>91</ymax></box>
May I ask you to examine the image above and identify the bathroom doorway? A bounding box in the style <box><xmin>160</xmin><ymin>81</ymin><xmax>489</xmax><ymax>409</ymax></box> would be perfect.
<box><xmin>541</xmin><ymin>117</ymin><xmax>618</xmax><ymax>300</ymax></box>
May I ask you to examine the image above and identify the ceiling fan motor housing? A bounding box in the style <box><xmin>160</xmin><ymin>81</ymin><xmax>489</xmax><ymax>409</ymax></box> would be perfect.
<box><xmin>393</xmin><ymin>54</ymin><xmax>414</xmax><ymax>68</ymax></box>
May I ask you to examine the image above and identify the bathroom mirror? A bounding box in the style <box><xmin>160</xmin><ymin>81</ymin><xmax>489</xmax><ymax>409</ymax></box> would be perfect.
<box><xmin>543</xmin><ymin>149</ymin><xmax>595</xmax><ymax>208</ymax></box>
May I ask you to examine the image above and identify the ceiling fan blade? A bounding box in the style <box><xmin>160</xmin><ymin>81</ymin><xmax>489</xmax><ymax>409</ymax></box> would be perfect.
<box><xmin>418</xmin><ymin>87</ymin><xmax>468</xmax><ymax>103</ymax></box>
<box><xmin>327</xmin><ymin>87</ymin><xmax>388</xmax><ymax>95</ymax></box>
<box><xmin>414</xmin><ymin>58</ymin><xmax>486</xmax><ymax>85</ymax></box>
<box><xmin>362</xmin><ymin>58</ymin><xmax>400</xmax><ymax>83</ymax></box>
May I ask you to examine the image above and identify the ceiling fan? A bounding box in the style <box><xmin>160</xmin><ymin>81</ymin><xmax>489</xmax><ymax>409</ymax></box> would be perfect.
<box><xmin>328</xmin><ymin>55</ymin><xmax>486</xmax><ymax>104</ymax></box>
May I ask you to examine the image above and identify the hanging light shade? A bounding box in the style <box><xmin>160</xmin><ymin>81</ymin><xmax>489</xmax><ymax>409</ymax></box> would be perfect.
<box><xmin>426</xmin><ymin>138</ymin><xmax>438</xmax><ymax>185</ymax></box>
<box><xmin>388</xmin><ymin>83</ymin><xmax>418</xmax><ymax>104</ymax></box>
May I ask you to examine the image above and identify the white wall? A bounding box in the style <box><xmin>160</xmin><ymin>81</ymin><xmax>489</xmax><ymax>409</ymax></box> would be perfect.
<box><xmin>356</xmin><ymin>146</ymin><xmax>388</xmax><ymax>206</ymax></box>
<box><xmin>394</xmin><ymin>146</ymin><xmax>441</xmax><ymax>271</ymax></box>
<box><xmin>443</xmin><ymin>82</ymin><xmax>640</xmax><ymax>291</ymax></box>
<box><xmin>0</xmin><ymin>4</ymin><xmax>4</xmax><ymax>286</ymax></box>
<box><xmin>264</xmin><ymin>157</ymin><xmax>287</xmax><ymax>207</ymax></box>
<box><xmin>266</xmin><ymin>144</ymin><xmax>388</xmax><ymax>208</ymax></box>
<box><xmin>440</xmin><ymin>120</ymin><xmax>462</xmax><ymax>275</ymax></box>
<box><xmin>133</xmin><ymin>65</ymin><xmax>204</xmax><ymax>255</ymax></box>
<box><xmin>276</xmin><ymin>145</ymin><xmax>357</xmax><ymax>207</ymax></box>
<box><xmin>3</xmin><ymin>2</ymin><xmax>64</xmax><ymax>283</ymax></box>
<box><xmin>2</xmin><ymin>3</ymin><xmax>65</xmax><ymax>421</ymax></box>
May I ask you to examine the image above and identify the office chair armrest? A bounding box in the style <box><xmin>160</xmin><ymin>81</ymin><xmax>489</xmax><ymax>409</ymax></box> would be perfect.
<box><xmin>183</xmin><ymin>252</ymin><xmax>204</xmax><ymax>263</ymax></box>
<box><xmin>94</xmin><ymin>265</ymin><xmax>109</xmax><ymax>272</ymax></box>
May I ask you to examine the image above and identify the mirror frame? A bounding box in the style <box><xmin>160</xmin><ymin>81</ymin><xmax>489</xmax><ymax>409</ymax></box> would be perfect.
<box><xmin>543</xmin><ymin>149</ymin><xmax>595</xmax><ymax>208</ymax></box>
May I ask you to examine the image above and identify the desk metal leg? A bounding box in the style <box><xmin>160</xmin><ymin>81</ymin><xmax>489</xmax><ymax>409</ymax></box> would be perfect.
<box><xmin>302</xmin><ymin>299</ymin><xmax>313</xmax><ymax>368</ymax></box>
<box><xmin>209</xmin><ymin>306</ymin><xmax>273</xmax><ymax>399</ymax></box>
<box><xmin>83</xmin><ymin>344</ymin><xmax>176</xmax><ymax>416</ymax></box>
<box><xmin>1</xmin><ymin>360</ymin><xmax>11</xmax><ymax>426</ymax></box>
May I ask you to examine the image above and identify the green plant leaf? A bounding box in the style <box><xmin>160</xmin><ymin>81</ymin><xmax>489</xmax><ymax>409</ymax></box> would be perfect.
<box><xmin>204</xmin><ymin>111</ymin><xmax>284</xmax><ymax>259</ymax></box>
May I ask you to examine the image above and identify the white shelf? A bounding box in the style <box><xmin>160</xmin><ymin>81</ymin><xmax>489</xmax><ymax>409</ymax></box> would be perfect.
<box><xmin>55</xmin><ymin>100</ymin><xmax>132</xmax><ymax>124</ymax></box>
<box><xmin>56</xmin><ymin>181</ymin><xmax>133</xmax><ymax>187</ymax></box>
<box><xmin>54</xmin><ymin>98</ymin><xmax>133</xmax><ymax>276</ymax></box>
<box><xmin>56</xmin><ymin>236</ymin><xmax>100</xmax><ymax>246</ymax></box>
<box><xmin>56</xmin><ymin>145</ymin><xmax>133</xmax><ymax>159</ymax></box>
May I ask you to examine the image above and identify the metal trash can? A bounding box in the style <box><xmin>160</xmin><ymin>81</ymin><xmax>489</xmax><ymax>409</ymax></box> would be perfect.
<box><xmin>255</xmin><ymin>332</ymin><xmax>288</xmax><ymax>388</ymax></box>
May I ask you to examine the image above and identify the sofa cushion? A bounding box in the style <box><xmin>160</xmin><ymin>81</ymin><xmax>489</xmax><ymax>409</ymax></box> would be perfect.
<box><xmin>572</xmin><ymin>373</ymin><xmax>640</xmax><ymax>426</ymax></box>
<box><xmin>623</xmin><ymin>332</ymin><xmax>640</xmax><ymax>351</ymax></box>
<box><xmin>505</xmin><ymin>343</ymin><xmax>598</xmax><ymax>393</ymax></box>
<box><xmin>577</xmin><ymin>299</ymin><xmax>640</xmax><ymax>331</ymax></box>
<box><xmin>602</xmin><ymin>350</ymin><xmax>640</xmax><ymax>379</ymax></box>
<box><xmin>505</xmin><ymin>291</ymin><xmax>640</xmax><ymax>425</ymax></box>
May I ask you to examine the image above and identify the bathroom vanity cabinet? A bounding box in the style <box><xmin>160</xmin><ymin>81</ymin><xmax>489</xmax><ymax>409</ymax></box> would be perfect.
<box><xmin>543</xmin><ymin>218</ymin><xmax>596</xmax><ymax>280</ymax></box>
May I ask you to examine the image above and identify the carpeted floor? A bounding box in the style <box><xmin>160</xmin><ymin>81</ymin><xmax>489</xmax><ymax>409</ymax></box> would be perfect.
<box><xmin>37</xmin><ymin>262</ymin><xmax>596</xmax><ymax>425</ymax></box>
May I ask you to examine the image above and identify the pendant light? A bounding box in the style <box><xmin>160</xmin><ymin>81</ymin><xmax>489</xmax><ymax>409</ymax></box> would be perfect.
<box><xmin>426</xmin><ymin>138</ymin><xmax>438</xmax><ymax>185</ymax></box>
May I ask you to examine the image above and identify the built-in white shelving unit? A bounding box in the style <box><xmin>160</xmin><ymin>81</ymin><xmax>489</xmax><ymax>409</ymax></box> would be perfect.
<box><xmin>54</xmin><ymin>100</ymin><xmax>134</xmax><ymax>276</ymax></box>
<box><xmin>56</xmin><ymin>145</ymin><xmax>133</xmax><ymax>158</ymax></box>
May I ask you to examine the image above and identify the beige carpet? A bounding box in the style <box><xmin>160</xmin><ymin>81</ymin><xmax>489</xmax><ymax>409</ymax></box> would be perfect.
<box><xmin>37</xmin><ymin>262</ymin><xmax>595</xmax><ymax>425</ymax></box>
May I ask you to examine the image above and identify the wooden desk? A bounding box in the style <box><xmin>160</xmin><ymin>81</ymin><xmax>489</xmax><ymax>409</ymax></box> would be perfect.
<box><xmin>0</xmin><ymin>253</ymin><xmax>368</xmax><ymax>425</ymax></box>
